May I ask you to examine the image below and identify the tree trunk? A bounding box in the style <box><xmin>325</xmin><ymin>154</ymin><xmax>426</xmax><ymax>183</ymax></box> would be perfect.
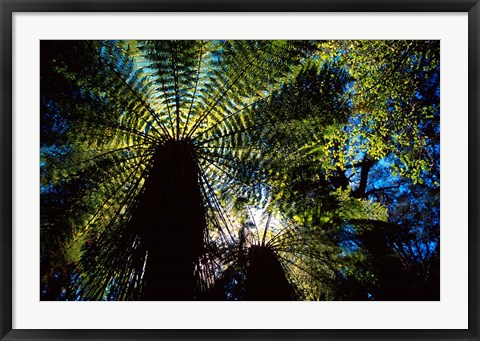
<box><xmin>131</xmin><ymin>139</ymin><xmax>206</xmax><ymax>300</ymax></box>
<box><xmin>244</xmin><ymin>246</ymin><xmax>295</xmax><ymax>300</ymax></box>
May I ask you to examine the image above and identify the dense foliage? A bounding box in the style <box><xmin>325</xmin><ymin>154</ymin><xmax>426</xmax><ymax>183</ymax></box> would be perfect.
<box><xmin>40</xmin><ymin>40</ymin><xmax>440</xmax><ymax>301</ymax></box>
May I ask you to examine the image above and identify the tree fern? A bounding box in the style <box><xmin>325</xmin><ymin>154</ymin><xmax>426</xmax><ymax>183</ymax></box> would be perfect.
<box><xmin>41</xmin><ymin>40</ymin><xmax>313</xmax><ymax>300</ymax></box>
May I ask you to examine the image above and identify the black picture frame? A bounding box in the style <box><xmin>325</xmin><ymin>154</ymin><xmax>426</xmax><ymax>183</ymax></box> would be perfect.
<box><xmin>1</xmin><ymin>1</ymin><xmax>479</xmax><ymax>340</ymax></box>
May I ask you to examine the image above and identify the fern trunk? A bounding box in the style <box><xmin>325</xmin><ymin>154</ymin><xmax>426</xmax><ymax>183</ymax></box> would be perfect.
<box><xmin>131</xmin><ymin>139</ymin><xmax>205</xmax><ymax>300</ymax></box>
<box><xmin>244</xmin><ymin>246</ymin><xmax>295</xmax><ymax>300</ymax></box>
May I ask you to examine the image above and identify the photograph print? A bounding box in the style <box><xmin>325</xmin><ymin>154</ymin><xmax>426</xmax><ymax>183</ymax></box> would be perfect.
<box><xmin>40</xmin><ymin>40</ymin><xmax>440</xmax><ymax>301</ymax></box>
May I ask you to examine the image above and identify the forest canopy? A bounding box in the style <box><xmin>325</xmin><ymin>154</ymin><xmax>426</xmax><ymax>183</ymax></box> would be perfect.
<box><xmin>40</xmin><ymin>40</ymin><xmax>440</xmax><ymax>301</ymax></box>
